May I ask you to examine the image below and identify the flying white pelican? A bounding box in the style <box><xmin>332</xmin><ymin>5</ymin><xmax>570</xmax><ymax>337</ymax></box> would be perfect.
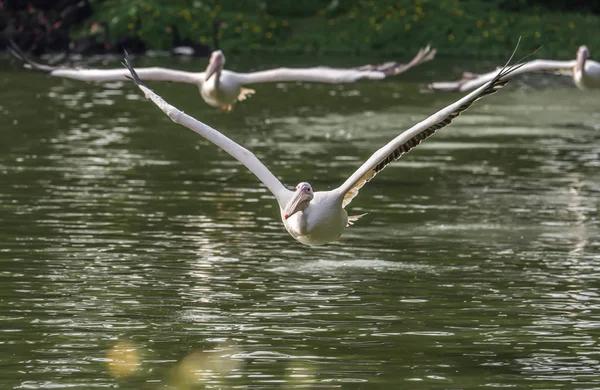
<box><xmin>122</xmin><ymin>45</ymin><xmax>529</xmax><ymax>246</ymax></box>
<box><xmin>9</xmin><ymin>41</ymin><xmax>436</xmax><ymax>111</ymax></box>
<box><xmin>429</xmin><ymin>45</ymin><xmax>599</xmax><ymax>92</ymax></box>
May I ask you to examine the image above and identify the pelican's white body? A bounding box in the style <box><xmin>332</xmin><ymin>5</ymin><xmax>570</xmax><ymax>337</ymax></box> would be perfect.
<box><xmin>281</xmin><ymin>192</ymin><xmax>348</xmax><ymax>246</ymax></box>
<box><xmin>200</xmin><ymin>71</ymin><xmax>242</xmax><ymax>108</ymax></box>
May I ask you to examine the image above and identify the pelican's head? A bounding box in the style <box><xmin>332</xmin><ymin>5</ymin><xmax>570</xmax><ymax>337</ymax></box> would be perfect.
<box><xmin>576</xmin><ymin>45</ymin><xmax>590</xmax><ymax>70</ymax></box>
<box><xmin>578</xmin><ymin>45</ymin><xmax>591</xmax><ymax>60</ymax></box>
<box><xmin>283</xmin><ymin>182</ymin><xmax>314</xmax><ymax>220</ymax></box>
<box><xmin>205</xmin><ymin>50</ymin><xmax>226</xmax><ymax>81</ymax></box>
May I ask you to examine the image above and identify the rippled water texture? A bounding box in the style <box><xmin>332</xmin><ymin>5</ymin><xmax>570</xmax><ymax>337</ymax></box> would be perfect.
<box><xmin>0</xmin><ymin>53</ymin><xmax>599</xmax><ymax>389</ymax></box>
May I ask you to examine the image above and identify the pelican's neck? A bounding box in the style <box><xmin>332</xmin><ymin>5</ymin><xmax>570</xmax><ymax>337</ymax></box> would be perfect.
<box><xmin>283</xmin><ymin>202</ymin><xmax>311</xmax><ymax>236</ymax></box>
<box><xmin>576</xmin><ymin>51</ymin><xmax>587</xmax><ymax>75</ymax></box>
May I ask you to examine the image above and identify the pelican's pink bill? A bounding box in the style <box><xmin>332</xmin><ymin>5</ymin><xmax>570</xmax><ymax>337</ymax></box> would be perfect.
<box><xmin>205</xmin><ymin>51</ymin><xmax>224</xmax><ymax>81</ymax></box>
<box><xmin>283</xmin><ymin>183</ymin><xmax>313</xmax><ymax>220</ymax></box>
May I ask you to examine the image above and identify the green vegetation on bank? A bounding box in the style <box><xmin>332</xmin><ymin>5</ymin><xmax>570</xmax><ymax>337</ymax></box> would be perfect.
<box><xmin>92</xmin><ymin>0</ymin><xmax>599</xmax><ymax>57</ymax></box>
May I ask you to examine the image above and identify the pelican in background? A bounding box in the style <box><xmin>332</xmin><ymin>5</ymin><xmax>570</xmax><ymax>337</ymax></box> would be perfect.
<box><xmin>429</xmin><ymin>45</ymin><xmax>599</xmax><ymax>92</ymax></box>
<box><xmin>122</xmin><ymin>42</ymin><xmax>530</xmax><ymax>246</ymax></box>
<box><xmin>9</xmin><ymin>41</ymin><xmax>436</xmax><ymax>111</ymax></box>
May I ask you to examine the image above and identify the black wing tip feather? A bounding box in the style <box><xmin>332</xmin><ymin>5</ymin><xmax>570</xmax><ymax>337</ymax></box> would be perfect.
<box><xmin>7</xmin><ymin>40</ymin><xmax>25</xmax><ymax>60</ymax></box>
<box><xmin>122</xmin><ymin>50</ymin><xmax>143</xmax><ymax>86</ymax></box>
<box><xmin>491</xmin><ymin>37</ymin><xmax>543</xmax><ymax>86</ymax></box>
<box><xmin>7</xmin><ymin>40</ymin><xmax>52</xmax><ymax>73</ymax></box>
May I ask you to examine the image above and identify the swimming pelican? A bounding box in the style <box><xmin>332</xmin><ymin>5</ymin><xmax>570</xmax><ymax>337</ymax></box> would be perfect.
<box><xmin>122</xmin><ymin>45</ymin><xmax>529</xmax><ymax>246</ymax></box>
<box><xmin>429</xmin><ymin>45</ymin><xmax>599</xmax><ymax>92</ymax></box>
<box><xmin>8</xmin><ymin>41</ymin><xmax>436</xmax><ymax>111</ymax></box>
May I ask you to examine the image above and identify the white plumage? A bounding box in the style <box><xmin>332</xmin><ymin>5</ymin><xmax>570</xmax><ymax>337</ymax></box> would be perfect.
<box><xmin>429</xmin><ymin>45</ymin><xmax>600</xmax><ymax>92</ymax></box>
<box><xmin>9</xmin><ymin>43</ymin><xmax>436</xmax><ymax>111</ymax></box>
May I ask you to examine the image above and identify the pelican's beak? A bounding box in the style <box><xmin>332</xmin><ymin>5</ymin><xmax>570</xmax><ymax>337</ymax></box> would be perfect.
<box><xmin>205</xmin><ymin>51</ymin><xmax>224</xmax><ymax>81</ymax></box>
<box><xmin>283</xmin><ymin>186</ymin><xmax>312</xmax><ymax>220</ymax></box>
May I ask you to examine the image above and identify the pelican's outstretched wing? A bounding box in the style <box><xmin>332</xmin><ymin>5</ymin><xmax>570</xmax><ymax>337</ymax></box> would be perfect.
<box><xmin>8</xmin><ymin>41</ymin><xmax>204</xmax><ymax>84</ymax></box>
<box><xmin>337</xmin><ymin>42</ymin><xmax>533</xmax><ymax>208</ymax></box>
<box><xmin>428</xmin><ymin>58</ymin><xmax>576</xmax><ymax>92</ymax></box>
<box><xmin>236</xmin><ymin>45</ymin><xmax>436</xmax><ymax>85</ymax></box>
<box><xmin>122</xmin><ymin>51</ymin><xmax>291</xmax><ymax>206</ymax></box>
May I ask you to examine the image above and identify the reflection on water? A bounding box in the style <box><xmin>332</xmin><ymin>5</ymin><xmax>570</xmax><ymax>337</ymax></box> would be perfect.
<box><xmin>0</xmin><ymin>55</ymin><xmax>599</xmax><ymax>389</ymax></box>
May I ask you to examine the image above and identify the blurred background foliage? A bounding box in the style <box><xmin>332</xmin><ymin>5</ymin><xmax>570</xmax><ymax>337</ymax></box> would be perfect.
<box><xmin>82</xmin><ymin>0</ymin><xmax>598</xmax><ymax>57</ymax></box>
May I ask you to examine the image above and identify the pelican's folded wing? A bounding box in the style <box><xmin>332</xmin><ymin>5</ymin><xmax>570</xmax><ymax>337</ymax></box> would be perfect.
<box><xmin>428</xmin><ymin>59</ymin><xmax>576</xmax><ymax>92</ymax></box>
<box><xmin>236</xmin><ymin>45</ymin><xmax>436</xmax><ymax>85</ymax></box>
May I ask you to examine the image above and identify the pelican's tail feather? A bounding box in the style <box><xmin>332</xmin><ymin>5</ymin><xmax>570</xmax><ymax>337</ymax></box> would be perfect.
<box><xmin>347</xmin><ymin>213</ymin><xmax>367</xmax><ymax>226</ymax></box>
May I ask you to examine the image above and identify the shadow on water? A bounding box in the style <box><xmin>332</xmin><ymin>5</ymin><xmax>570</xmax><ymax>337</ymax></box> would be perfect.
<box><xmin>0</xmin><ymin>54</ymin><xmax>599</xmax><ymax>389</ymax></box>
